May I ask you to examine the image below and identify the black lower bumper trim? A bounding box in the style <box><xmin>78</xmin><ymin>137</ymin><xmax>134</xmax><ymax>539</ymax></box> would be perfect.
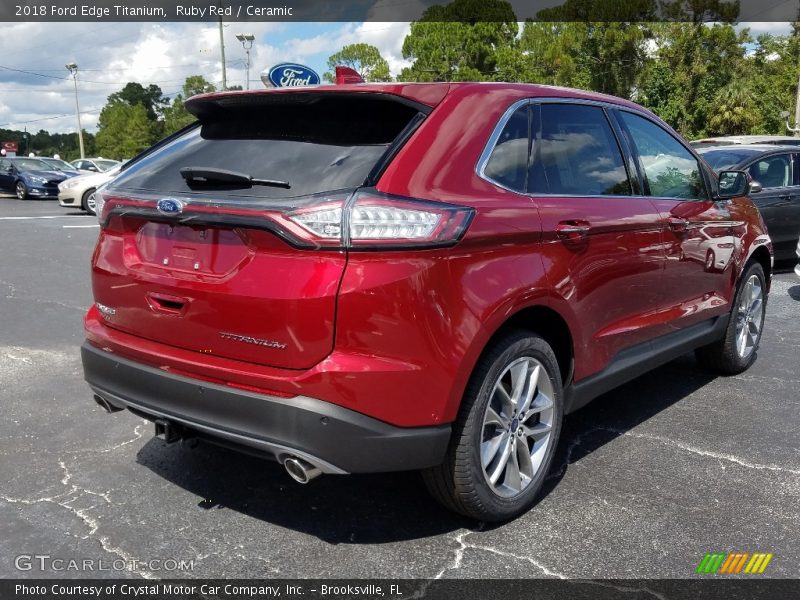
<box><xmin>81</xmin><ymin>342</ymin><xmax>451</xmax><ymax>473</ymax></box>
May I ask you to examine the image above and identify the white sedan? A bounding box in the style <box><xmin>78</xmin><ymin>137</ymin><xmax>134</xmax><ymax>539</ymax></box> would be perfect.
<box><xmin>58</xmin><ymin>165</ymin><xmax>121</xmax><ymax>215</ymax></box>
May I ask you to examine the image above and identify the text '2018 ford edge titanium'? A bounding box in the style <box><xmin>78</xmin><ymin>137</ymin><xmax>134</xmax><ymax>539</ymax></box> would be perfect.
<box><xmin>82</xmin><ymin>83</ymin><xmax>772</xmax><ymax>521</ymax></box>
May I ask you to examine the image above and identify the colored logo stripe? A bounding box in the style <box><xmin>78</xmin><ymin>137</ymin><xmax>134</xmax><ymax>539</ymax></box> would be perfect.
<box><xmin>697</xmin><ymin>552</ymin><xmax>773</xmax><ymax>574</ymax></box>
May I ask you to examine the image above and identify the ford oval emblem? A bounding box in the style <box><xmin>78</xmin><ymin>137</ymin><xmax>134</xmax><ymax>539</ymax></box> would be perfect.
<box><xmin>157</xmin><ymin>198</ymin><xmax>183</xmax><ymax>215</ymax></box>
<box><xmin>264</xmin><ymin>63</ymin><xmax>321</xmax><ymax>88</ymax></box>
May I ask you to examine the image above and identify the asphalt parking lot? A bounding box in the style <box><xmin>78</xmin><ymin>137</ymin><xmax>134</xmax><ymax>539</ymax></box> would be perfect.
<box><xmin>0</xmin><ymin>197</ymin><xmax>798</xmax><ymax>580</ymax></box>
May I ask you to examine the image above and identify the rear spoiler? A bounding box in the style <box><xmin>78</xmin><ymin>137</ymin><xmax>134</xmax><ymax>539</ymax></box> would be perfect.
<box><xmin>335</xmin><ymin>66</ymin><xmax>365</xmax><ymax>84</ymax></box>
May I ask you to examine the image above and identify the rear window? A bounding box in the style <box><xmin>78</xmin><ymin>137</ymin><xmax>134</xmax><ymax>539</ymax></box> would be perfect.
<box><xmin>111</xmin><ymin>94</ymin><xmax>421</xmax><ymax>199</ymax></box>
<box><xmin>697</xmin><ymin>148</ymin><xmax>763</xmax><ymax>171</ymax></box>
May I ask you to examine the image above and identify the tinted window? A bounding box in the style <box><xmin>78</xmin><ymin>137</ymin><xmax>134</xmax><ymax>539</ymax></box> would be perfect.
<box><xmin>697</xmin><ymin>148</ymin><xmax>764</xmax><ymax>171</ymax></box>
<box><xmin>483</xmin><ymin>104</ymin><xmax>529</xmax><ymax>193</ymax></box>
<box><xmin>619</xmin><ymin>112</ymin><xmax>706</xmax><ymax>200</ymax></box>
<box><xmin>112</xmin><ymin>95</ymin><xmax>420</xmax><ymax>199</ymax></box>
<box><xmin>529</xmin><ymin>104</ymin><xmax>631</xmax><ymax>196</ymax></box>
<box><xmin>748</xmin><ymin>154</ymin><xmax>791</xmax><ymax>188</ymax></box>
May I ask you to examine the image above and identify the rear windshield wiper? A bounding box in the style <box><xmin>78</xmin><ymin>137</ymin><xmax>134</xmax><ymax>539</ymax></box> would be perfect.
<box><xmin>180</xmin><ymin>167</ymin><xmax>291</xmax><ymax>189</ymax></box>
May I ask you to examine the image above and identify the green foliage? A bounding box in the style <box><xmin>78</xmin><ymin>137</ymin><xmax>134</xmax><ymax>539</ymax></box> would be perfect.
<box><xmin>162</xmin><ymin>76</ymin><xmax>216</xmax><ymax>136</ymax></box>
<box><xmin>96</xmin><ymin>103</ymin><xmax>156</xmax><ymax>160</ymax></box>
<box><xmin>401</xmin><ymin>0</ymin><xmax>518</xmax><ymax>81</ymax></box>
<box><xmin>324</xmin><ymin>43</ymin><xmax>392</xmax><ymax>82</ymax></box>
<box><xmin>107</xmin><ymin>82</ymin><xmax>168</xmax><ymax>122</ymax></box>
<box><xmin>0</xmin><ymin>127</ymin><xmax>95</xmax><ymax>161</ymax></box>
<box><xmin>708</xmin><ymin>80</ymin><xmax>759</xmax><ymax>135</ymax></box>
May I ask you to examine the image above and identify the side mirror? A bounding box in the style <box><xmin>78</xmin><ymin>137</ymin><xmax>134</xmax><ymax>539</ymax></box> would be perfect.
<box><xmin>749</xmin><ymin>180</ymin><xmax>762</xmax><ymax>194</ymax></box>
<box><xmin>717</xmin><ymin>170</ymin><xmax>749</xmax><ymax>199</ymax></box>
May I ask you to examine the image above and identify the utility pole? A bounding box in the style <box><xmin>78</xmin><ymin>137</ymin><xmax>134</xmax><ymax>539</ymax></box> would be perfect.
<box><xmin>218</xmin><ymin>15</ymin><xmax>227</xmax><ymax>90</ymax></box>
<box><xmin>794</xmin><ymin>71</ymin><xmax>800</xmax><ymax>137</ymax></box>
<box><xmin>65</xmin><ymin>63</ymin><xmax>85</xmax><ymax>159</ymax></box>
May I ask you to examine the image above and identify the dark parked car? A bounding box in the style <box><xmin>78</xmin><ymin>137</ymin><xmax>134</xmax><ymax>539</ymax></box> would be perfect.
<box><xmin>82</xmin><ymin>83</ymin><xmax>772</xmax><ymax>521</ymax></box>
<box><xmin>38</xmin><ymin>157</ymin><xmax>81</xmax><ymax>178</ymax></box>
<box><xmin>690</xmin><ymin>135</ymin><xmax>800</xmax><ymax>147</ymax></box>
<box><xmin>0</xmin><ymin>157</ymin><xmax>69</xmax><ymax>199</ymax></box>
<box><xmin>697</xmin><ymin>144</ymin><xmax>800</xmax><ymax>264</ymax></box>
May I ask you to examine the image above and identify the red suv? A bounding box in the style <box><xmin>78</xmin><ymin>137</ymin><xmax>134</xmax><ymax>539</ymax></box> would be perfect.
<box><xmin>82</xmin><ymin>83</ymin><xmax>772</xmax><ymax>521</ymax></box>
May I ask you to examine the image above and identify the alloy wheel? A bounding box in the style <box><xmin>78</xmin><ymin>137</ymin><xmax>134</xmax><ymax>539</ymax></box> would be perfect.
<box><xmin>480</xmin><ymin>357</ymin><xmax>554</xmax><ymax>498</ymax></box>
<box><xmin>735</xmin><ymin>274</ymin><xmax>764</xmax><ymax>359</ymax></box>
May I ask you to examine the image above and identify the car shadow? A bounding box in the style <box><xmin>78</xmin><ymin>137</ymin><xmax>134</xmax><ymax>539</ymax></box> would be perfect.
<box><xmin>136</xmin><ymin>353</ymin><xmax>718</xmax><ymax>542</ymax></box>
<box><xmin>538</xmin><ymin>354</ymin><xmax>717</xmax><ymax>501</ymax></box>
<box><xmin>136</xmin><ymin>436</ymin><xmax>472</xmax><ymax>543</ymax></box>
<box><xmin>788</xmin><ymin>285</ymin><xmax>800</xmax><ymax>301</ymax></box>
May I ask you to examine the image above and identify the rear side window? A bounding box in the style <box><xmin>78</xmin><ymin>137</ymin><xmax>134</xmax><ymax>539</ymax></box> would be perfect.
<box><xmin>618</xmin><ymin>111</ymin><xmax>707</xmax><ymax>200</ymax></box>
<box><xmin>111</xmin><ymin>94</ymin><xmax>422</xmax><ymax>199</ymax></box>
<box><xmin>747</xmin><ymin>155</ymin><xmax>791</xmax><ymax>188</ymax></box>
<box><xmin>483</xmin><ymin>104</ymin><xmax>530</xmax><ymax>193</ymax></box>
<box><xmin>529</xmin><ymin>104</ymin><xmax>631</xmax><ymax>196</ymax></box>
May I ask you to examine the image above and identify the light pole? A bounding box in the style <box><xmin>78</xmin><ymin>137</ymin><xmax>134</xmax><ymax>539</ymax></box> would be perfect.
<box><xmin>65</xmin><ymin>63</ymin><xmax>85</xmax><ymax>159</ymax></box>
<box><xmin>780</xmin><ymin>110</ymin><xmax>800</xmax><ymax>135</ymax></box>
<box><xmin>236</xmin><ymin>33</ymin><xmax>255</xmax><ymax>90</ymax></box>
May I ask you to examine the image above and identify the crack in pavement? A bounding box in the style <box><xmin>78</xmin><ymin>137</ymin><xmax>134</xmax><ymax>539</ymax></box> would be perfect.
<box><xmin>433</xmin><ymin>526</ymin><xmax>567</xmax><ymax>580</ymax></box>
<box><xmin>0</xmin><ymin>277</ymin><xmax>84</xmax><ymax>312</ymax></box>
<box><xmin>549</xmin><ymin>425</ymin><xmax>800</xmax><ymax>481</ymax></box>
<box><xmin>0</xmin><ymin>427</ymin><xmax>155</xmax><ymax>579</ymax></box>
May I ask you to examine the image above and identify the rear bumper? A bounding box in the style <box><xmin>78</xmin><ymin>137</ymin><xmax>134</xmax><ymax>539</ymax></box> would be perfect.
<box><xmin>81</xmin><ymin>342</ymin><xmax>451</xmax><ymax>474</ymax></box>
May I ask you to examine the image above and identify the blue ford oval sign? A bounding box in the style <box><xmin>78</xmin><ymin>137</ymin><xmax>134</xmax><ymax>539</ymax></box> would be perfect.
<box><xmin>266</xmin><ymin>63</ymin><xmax>321</xmax><ymax>88</ymax></box>
<box><xmin>157</xmin><ymin>198</ymin><xmax>184</xmax><ymax>215</ymax></box>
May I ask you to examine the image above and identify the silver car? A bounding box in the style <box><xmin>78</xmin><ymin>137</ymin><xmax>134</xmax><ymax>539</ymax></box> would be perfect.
<box><xmin>58</xmin><ymin>165</ymin><xmax>121</xmax><ymax>214</ymax></box>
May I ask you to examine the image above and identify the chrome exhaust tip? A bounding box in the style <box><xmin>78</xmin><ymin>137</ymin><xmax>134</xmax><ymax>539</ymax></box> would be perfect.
<box><xmin>93</xmin><ymin>394</ymin><xmax>122</xmax><ymax>413</ymax></box>
<box><xmin>283</xmin><ymin>456</ymin><xmax>322</xmax><ymax>484</ymax></box>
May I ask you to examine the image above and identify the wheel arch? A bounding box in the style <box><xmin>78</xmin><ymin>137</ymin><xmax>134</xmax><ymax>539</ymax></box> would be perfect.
<box><xmin>746</xmin><ymin>244</ymin><xmax>772</xmax><ymax>289</ymax></box>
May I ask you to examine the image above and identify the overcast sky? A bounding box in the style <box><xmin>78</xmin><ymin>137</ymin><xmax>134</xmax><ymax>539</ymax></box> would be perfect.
<box><xmin>0</xmin><ymin>20</ymin><xmax>790</xmax><ymax>136</ymax></box>
<box><xmin>0</xmin><ymin>21</ymin><xmax>413</xmax><ymax>134</ymax></box>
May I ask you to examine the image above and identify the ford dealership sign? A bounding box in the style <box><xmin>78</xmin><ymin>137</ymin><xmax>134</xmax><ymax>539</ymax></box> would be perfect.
<box><xmin>263</xmin><ymin>63</ymin><xmax>321</xmax><ymax>88</ymax></box>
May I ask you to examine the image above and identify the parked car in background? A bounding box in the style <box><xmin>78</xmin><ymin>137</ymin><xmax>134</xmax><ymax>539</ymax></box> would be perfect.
<box><xmin>58</xmin><ymin>165</ymin><xmax>121</xmax><ymax>214</ymax></box>
<box><xmin>691</xmin><ymin>135</ymin><xmax>800</xmax><ymax>148</ymax></box>
<box><xmin>0</xmin><ymin>156</ymin><xmax>69</xmax><ymax>199</ymax></box>
<box><xmin>697</xmin><ymin>144</ymin><xmax>800</xmax><ymax>264</ymax></box>
<box><xmin>38</xmin><ymin>157</ymin><xmax>81</xmax><ymax>178</ymax></box>
<box><xmin>72</xmin><ymin>158</ymin><xmax>120</xmax><ymax>173</ymax></box>
<box><xmin>82</xmin><ymin>83</ymin><xmax>772</xmax><ymax>521</ymax></box>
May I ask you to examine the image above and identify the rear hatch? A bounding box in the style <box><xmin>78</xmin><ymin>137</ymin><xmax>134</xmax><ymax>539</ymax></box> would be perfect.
<box><xmin>92</xmin><ymin>91</ymin><xmax>430</xmax><ymax>370</ymax></box>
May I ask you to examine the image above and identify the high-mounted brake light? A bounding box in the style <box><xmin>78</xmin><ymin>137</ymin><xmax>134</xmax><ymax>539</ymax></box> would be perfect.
<box><xmin>334</xmin><ymin>66</ymin><xmax>365</xmax><ymax>84</ymax></box>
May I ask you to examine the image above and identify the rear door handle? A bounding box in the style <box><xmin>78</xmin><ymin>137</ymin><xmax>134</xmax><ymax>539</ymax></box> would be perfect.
<box><xmin>667</xmin><ymin>217</ymin><xmax>689</xmax><ymax>233</ymax></box>
<box><xmin>556</xmin><ymin>221</ymin><xmax>591</xmax><ymax>241</ymax></box>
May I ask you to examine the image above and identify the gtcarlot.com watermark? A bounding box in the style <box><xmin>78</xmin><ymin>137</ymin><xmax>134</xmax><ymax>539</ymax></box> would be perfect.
<box><xmin>14</xmin><ymin>554</ymin><xmax>194</xmax><ymax>573</ymax></box>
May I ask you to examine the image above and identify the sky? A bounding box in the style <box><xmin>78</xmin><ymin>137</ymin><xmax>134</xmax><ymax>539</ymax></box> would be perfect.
<box><xmin>0</xmin><ymin>20</ymin><xmax>792</xmax><ymax>137</ymax></box>
<box><xmin>0</xmin><ymin>21</ymin><xmax>412</xmax><ymax>135</ymax></box>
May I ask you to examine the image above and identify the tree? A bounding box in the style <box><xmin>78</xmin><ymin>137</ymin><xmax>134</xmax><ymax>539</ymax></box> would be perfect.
<box><xmin>324</xmin><ymin>43</ymin><xmax>392</xmax><ymax>82</ymax></box>
<box><xmin>162</xmin><ymin>76</ymin><xmax>216</xmax><ymax>136</ymax></box>
<box><xmin>96</xmin><ymin>103</ymin><xmax>156</xmax><ymax>159</ymax></box>
<box><xmin>107</xmin><ymin>82</ymin><xmax>168</xmax><ymax>122</ymax></box>
<box><xmin>400</xmin><ymin>0</ymin><xmax>518</xmax><ymax>81</ymax></box>
<box><xmin>708</xmin><ymin>80</ymin><xmax>760</xmax><ymax>135</ymax></box>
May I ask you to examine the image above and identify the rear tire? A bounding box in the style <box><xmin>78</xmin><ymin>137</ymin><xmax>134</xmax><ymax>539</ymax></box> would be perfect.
<box><xmin>423</xmin><ymin>330</ymin><xmax>563</xmax><ymax>522</ymax></box>
<box><xmin>81</xmin><ymin>188</ymin><xmax>97</xmax><ymax>215</ymax></box>
<box><xmin>695</xmin><ymin>262</ymin><xmax>767</xmax><ymax>374</ymax></box>
<box><xmin>15</xmin><ymin>181</ymin><xmax>27</xmax><ymax>200</ymax></box>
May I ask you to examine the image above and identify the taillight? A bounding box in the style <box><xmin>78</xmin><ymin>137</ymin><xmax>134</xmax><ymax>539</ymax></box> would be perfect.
<box><xmin>290</xmin><ymin>191</ymin><xmax>473</xmax><ymax>249</ymax></box>
<box><xmin>97</xmin><ymin>188</ymin><xmax>473</xmax><ymax>250</ymax></box>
